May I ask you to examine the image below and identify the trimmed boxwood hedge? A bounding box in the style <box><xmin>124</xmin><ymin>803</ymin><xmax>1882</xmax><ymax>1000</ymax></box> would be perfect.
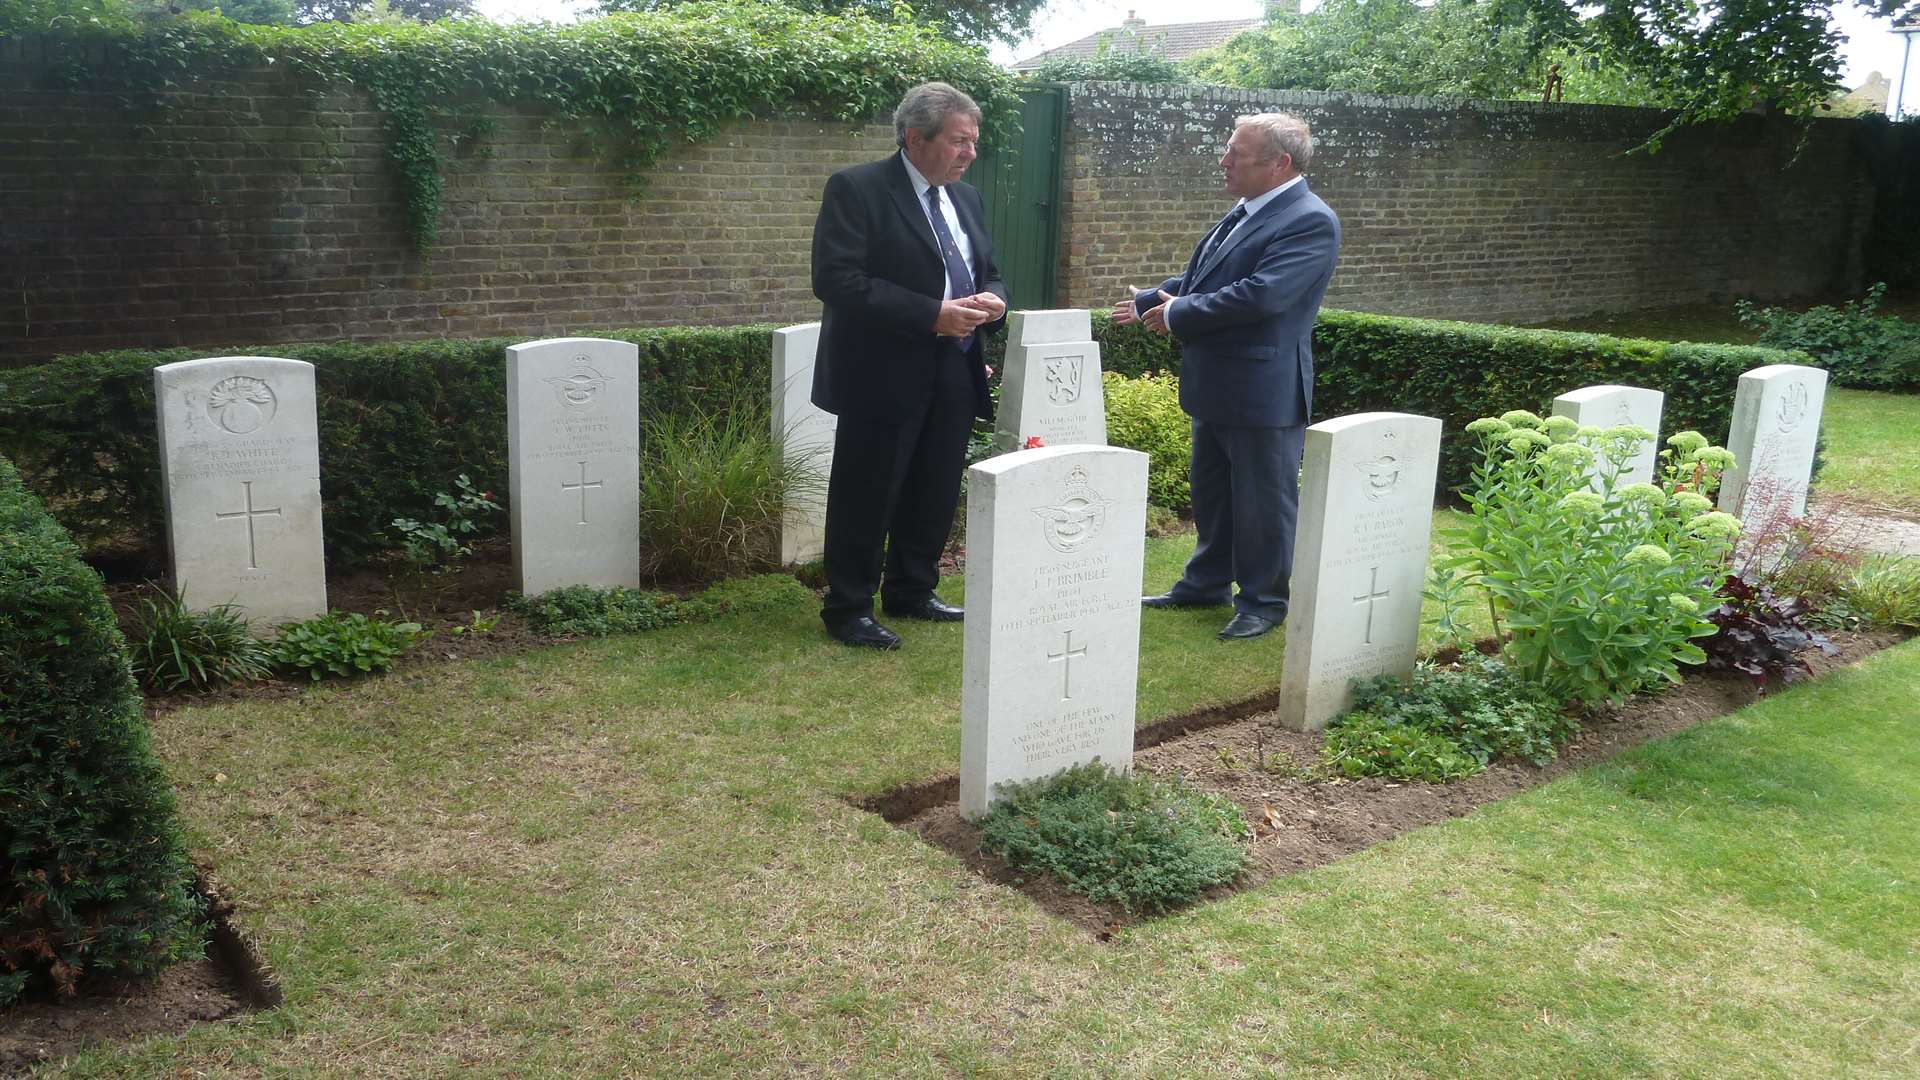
<box><xmin>0</xmin><ymin>313</ymin><xmax>1790</xmax><ymax>564</ymax></box>
<box><xmin>0</xmin><ymin>454</ymin><xmax>203</xmax><ymax>1004</ymax></box>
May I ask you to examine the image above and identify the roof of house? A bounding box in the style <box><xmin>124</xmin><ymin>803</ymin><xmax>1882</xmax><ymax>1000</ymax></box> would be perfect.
<box><xmin>1010</xmin><ymin>14</ymin><xmax>1264</xmax><ymax>72</ymax></box>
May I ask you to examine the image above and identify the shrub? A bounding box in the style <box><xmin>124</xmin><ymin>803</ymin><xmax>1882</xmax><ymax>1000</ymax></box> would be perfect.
<box><xmin>1323</xmin><ymin>659</ymin><xmax>1574</xmax><ymax>782</ymax></box>
<box><xmin>0</xmin><ymin>326</ymin><xmax>779</xmax><ymax>567</ymax></box>
<box><xmin>0</xmin><ymin>454</ymin><xmax>203</xmax><ymax>1004</ymax></box>
<box><xmin>125</xmin><ymin>588</ymin><xmax>274</xmax><ymax>692</ymax></box>
<box><xmin>1844</xmin><ymin>554</ymin><xmax>1920</xmax><ymax>629</ymax></box>
<box><xmin>0</xmin><ymin>313</ymin><xmax>1774</xmax><ymax>560</ymax></box>
<box><xmin>1029</xmin><ymin>45</ymin><xmax>1188</xmax><ymax>84</ymax></box>
<box><xmin>1735</xmin><ymin>283</ymin><xmax>1920</xmax><ymax>390</ymax></box>
<box><xmin>271</xmin><ymin>611</ymin><xmax>424</xmax><ymax>680</ymax></box>
<box><xmin>640</xmin><ymin>397</ymin><xmax>819</xmax><ymax>583</ymax></box>
<box><xmin>977</xmin><ymin>762</ymin><xmax>1250</xmax><ymax>915</ymax></box>
<box><xmin>1441</xmin><ymin>418</ymin><xmax>1740</xmax><ymax>707</ymax></box>
<box><xmin>1694</xmin><ymin>575</ymin><xmax>1835</xmax><ymax>691</ymax></box>
<box><xmin>1101</xmin><ymin>370</ymin><xmax>1192</xmax><ymax>512</ymax></box>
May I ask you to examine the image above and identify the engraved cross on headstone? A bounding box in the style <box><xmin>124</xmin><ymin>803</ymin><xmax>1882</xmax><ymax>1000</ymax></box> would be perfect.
<box><xmin>560</xmin><ymin>460</ymin><xmax>604</xmax><ymax>525</ymax></box>
<box><xmin>1047</xmin><ymin>627</ymin><xmax>1088</xmax><ymax>702</ymax></box>
<box><xmin>1352</xmin><ymin>565</ymin><xmax>1391</xmax><ymax>645</ymax></box>
<box><xmin>214</xmin><ymin>480</ymin><xmax>282</xmax><ymax>570</ymax></box>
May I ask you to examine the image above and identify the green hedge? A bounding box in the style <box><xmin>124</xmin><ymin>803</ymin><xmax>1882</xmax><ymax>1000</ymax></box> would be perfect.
<box><xmin>0</xmin><ymin>454</ymin><xmax>203</xmax><ymax>1004</ymax></box>
<box><xmin>0</xmin><ymin>326</ymin><xmax>773</xmax><ymax>566</ymax></box>
<box><xmin>0</xmin><ymin>312</ymin><xmax>1789</xmax><ymax>563</ymax></box>
<box><xmin>1093</xmin><ymin>309</ymin><xmax>1780</xmax><ymax>492</ymax></box>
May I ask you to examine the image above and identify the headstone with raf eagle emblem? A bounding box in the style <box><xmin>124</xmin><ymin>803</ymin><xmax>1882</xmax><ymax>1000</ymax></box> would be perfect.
<box><xmin>1717</xmin><ymin>363</ymin><xmax>1827</xmax><ymax>528</ymax></box>
<box><xmin>993</xmin><ymin>309</ymin><xmax>1107</xmax><ymax>452</ymax></box>
<box><xmin>153</xmin><ymin>356</ymin><xmax>327</xmax><ymax>629</ymax></box>
<box><xmin>1278</xmin><ymin>412</ymin><xmax>1443</xmax><ymax>731</ymax></box>
<box><xmin>507</xmin><ymin>337</ymin><xmax>642</xmax><ymax>595</ymax></box>
<box><xmin>960</xmin><ymin>444</ymin><xmax>1149</xmax><ymax>819</ymax></box>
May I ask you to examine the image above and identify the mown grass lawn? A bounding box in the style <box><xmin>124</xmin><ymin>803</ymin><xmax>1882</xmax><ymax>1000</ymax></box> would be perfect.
<box><xmin>42</xmin><ymin>523</ymin><xmax>1919</xmax><ymax>1077</ymax></box>
<box><xmin>1527</xmin><ymin>299</ymin><xmax>1920</xmax><ymax>513</ymax></box>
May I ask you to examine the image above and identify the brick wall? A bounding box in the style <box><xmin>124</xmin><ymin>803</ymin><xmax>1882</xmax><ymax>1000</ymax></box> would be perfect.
<box><xmin>0</xmin><ymin>43</ymin><xmax>1878</xmax><ymax>362</ymax></box>
<box><xmin>1059</xmin><ymin>83</ymin><xmax>1873</xmax><ymax>321</ymax></box>
<box><xmin>0</xmin><ymin>36</ymin><xmax>894</xmax><ymax>361</ymax></box>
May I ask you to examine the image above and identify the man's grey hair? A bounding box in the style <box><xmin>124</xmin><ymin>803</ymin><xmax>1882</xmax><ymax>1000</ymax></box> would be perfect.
<box><xmin>894</xmin><ymin>82</ymin><xmax>982</xmax><ymax>148</ymax></box>
<box><xmin>1234</xmin><ymin>112</ymin><xmax>1314</xmax><ymax>172</ymax></box>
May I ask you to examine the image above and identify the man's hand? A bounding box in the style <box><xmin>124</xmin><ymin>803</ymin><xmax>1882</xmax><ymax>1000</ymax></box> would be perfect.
<box><xmin>960</xmin><ymin>292</ymin><xmax>1006</xmax><ymax>320</ymax></box>
<box><xmin>934</xmin><ymin>299</ymin><xmax>994</xmax><ymax>337</ymax></box>
<box><xmin>1140</xmin><ymin>289</ymin><xmax>1176</xmax><ymax>336</ymax></box>
<box><xmin>1110</xmin><ymin>287</ymin><xmax>1142</xmax><ymax>325</ymax></box>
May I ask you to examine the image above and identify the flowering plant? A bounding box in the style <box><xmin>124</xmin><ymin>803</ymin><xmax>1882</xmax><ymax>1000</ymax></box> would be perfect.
<box><xmin>1440</xmin><ymin>412</ymin><xmax>1741</xmax><ymax>707</ymax></box>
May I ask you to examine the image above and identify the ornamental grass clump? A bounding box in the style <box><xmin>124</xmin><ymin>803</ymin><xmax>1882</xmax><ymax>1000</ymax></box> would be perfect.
<box><xmin>1441</xmin><ymin>414</ymin><xmax>1741</xmax><ymax>707</ymax></box>
<box><xmin>977</xmin><ymin>763</ymin><xmax>1250</xmax><ymax>915</ymax></box>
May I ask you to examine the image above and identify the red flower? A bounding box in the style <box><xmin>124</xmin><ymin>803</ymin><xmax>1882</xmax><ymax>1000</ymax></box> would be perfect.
<box><xmin>1024</xmin><ymin>435</ymin><xmax>1046</xmax><ymax>449</ymax></box>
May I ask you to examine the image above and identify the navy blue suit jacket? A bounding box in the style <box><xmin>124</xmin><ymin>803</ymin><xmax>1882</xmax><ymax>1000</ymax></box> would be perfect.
<box><xmin>810</xmin><ymin>155</ymin><xmax>1007</xmax><ymax>422</ymax></box>
<box><xmin>1135</xmin><ymin>180</ymin><xmax>1340</xmax><ymax>428</ymax></box>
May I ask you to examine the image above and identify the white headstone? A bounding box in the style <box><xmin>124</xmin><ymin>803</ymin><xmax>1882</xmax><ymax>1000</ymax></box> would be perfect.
<box><xmin>1718</xmin><ymin>364</ymin><xmax>1827</xmax><ymax>525</ymax></box>
<box><xmin>771</xmin><ymin>323</ymin><xmax>834</xmax><ymax>565</ymax></box>
<box><xmin>507</xmin><ymin>337</ymin><xmax>642</xmax><ymax>595</ymax></box>
<box><xmin>153</xmin><ymin>356</ymin><xmax>326</xmax><ymax>629</ymax></box>
<box><xmin>1552</xmin><ymin>384</ymin><xmax>1665</xmax><ymax>489</ymax></box>
<box><xmin>995</xmin><ymin>309</ymin><xmax>1107</xmax><ymax>452</ymax></box>
<box><xmin>1279</xmin><ymin>412</ymin><xmax>1443</xmax><ymax>732</ymax></box>
<box><xmin>960</xmin><ymin>445</ymin><xmax>1149</xmax><ymax>819</ymax></box>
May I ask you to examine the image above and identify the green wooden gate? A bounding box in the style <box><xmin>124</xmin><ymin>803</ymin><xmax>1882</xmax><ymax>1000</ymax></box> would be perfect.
<box><xmin>970</xmin><ymin>85</ymin><xmax>1065</xmax><ymax>311</ymax></box>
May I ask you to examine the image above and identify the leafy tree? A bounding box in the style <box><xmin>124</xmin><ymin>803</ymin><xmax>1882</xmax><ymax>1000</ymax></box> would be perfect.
<box><xmin>1190</xmin><ymin>0</ymin><xmax>1920</xmax><ymax>144</ymax></box>
<box><xmin>1030</xmin><ymin>35</ymin><xmax>1187</xmax><ymax>83</ymax></box>
<box><xmin>296</xmin><ymin>0</ymin><xmax>475</xmax><ymax>22</ymax></box>
<box><xmin>596</xmin><ymin>0</ymin><xmax>1047</xmax><ymax>48</ymax></box>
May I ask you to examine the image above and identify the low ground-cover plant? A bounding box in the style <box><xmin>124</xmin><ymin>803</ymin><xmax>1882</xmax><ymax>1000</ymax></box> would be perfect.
<box><xmin>1102</xmin><ymin>370</ymin><xmax>1192</xmax><ymax>512</ymax></box>
<box><xmin>1322</xmin><ymin>659</ymin><xmax>1574</xmax><ymax>782</ymax></box>
<box><xmin>977</xmin><ymin>763</ymin><xmax>1250</xmax><ymax>915</ymax></box>
<box><xmin>1</xmin><ymin>454</ymin><xmax>203</xmax><ymax>1004</ymax></box>
<box><xmin>1693</xmin><ymin>575</ymin><xmax>1835</xmax><ymax>691</ymax></box>
<box><xmin>1735</xmin><ymin>283</ymin><xmax>1920</xmax><ymax>390</ymax></box>
<box><xmin>1442</xmin><ymin>416</ymin><xmax>1741</xmax><ymax>707</ymax></box>
<box><xmin>271</xmin><ymin>611</ymin><xmax>424</xmax><ymax>680</ymax></box>
<box><xmin>509</xmin><ymin>574</ymin><xmax>814</xmax><ymax>637</ymax></box>
<box><xmin>125</xmin><ymin>588</ymin><xmax>273</xmax><ymax>692</ymax></box>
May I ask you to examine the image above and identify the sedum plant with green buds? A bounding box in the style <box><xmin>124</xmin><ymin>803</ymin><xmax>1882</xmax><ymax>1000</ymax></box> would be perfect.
<box><xmin>1440</xmin><ymin>412</ymin><xmax>1742</xmax><ymax>707</ymax></box>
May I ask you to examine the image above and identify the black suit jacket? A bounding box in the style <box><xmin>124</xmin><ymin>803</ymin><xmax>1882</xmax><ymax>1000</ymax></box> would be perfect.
<box><xmin>809</xmin><ymin>154</ymin><xmax>1008</xmax><ymax>421</ymax></box>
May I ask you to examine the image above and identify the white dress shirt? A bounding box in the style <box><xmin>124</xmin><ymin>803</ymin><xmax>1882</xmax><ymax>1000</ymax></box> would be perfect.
<box><xmin>901</xmin><ymin>152</ymin><xmax>976</xmax><ymax>302</ymax></box>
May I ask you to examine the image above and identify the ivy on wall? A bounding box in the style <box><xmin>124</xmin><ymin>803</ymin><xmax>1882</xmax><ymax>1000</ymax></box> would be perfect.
<box><xmin>0</xmin><ymin>2</ymin><xmax>1020</xmax><ymax>250</ymax></box>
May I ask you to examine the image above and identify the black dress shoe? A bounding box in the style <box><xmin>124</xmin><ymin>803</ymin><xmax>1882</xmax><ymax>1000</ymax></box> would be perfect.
<box><xmin>882</xmin><ymin>596</ymin><xmax>964</xmax><ymax>622</ymax></box>
<box><xmin>826</xmin><ymin>616</ymin><xmax>902</xmax><ymax>649</ymax></box>
<box><xmin>1142</xmin><ymin>592</ymin><xmax>1228</xmax><ymax>609</ymax></box>
<box><xmin>1218</xmin><ymin>612</ymin><xmax>1278</xmax><ymax>640</ymax></box>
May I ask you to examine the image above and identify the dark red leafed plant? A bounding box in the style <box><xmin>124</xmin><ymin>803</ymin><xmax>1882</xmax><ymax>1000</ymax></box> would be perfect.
<box><xmin>1694</xmin><ymin>574</ymin><xmax>1837</xmax><ymax>692</ymax></box>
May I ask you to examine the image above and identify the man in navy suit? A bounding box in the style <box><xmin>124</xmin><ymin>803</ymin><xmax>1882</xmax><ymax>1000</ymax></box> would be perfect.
<box><xmin>810</xmin><ymin>82</ymin><xmax>1009</xmax><ymax>649</ymax></box>
<box><xmin>1114</xmin><ymin>112</ymin><xmax>1340</xmax><ymax>640</ymax></box>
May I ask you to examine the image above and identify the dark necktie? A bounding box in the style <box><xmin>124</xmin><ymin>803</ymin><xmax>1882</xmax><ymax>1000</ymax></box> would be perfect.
<box><xmin>926</xmin><ymin>186</ymin><xmax>977</xmax><ymax>349</ymax></box>
<box><xmin>1199</xmin><ymin>204</ymin><xmax>1248</xmax><ymax>269</ymax></box>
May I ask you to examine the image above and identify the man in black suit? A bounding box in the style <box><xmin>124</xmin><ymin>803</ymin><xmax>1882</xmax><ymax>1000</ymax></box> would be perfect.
<box><xmin>810</xmin><ymin>82</ymin><xmax>1009</xmax><ymax>649</ymax></box>
<box><xmin>1115</xmin><ymin>112</ymin><xmax>1341</xmax><ymax>641</ymax></box>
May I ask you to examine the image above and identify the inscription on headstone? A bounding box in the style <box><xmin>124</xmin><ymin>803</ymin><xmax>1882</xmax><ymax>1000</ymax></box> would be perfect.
<box><xmin>960</xmin><ymin>445</ymin><xmax>1149</xmax><ymax>819</ymax></box>
<box><xmin>771</xmin><ymin>323</ymin><xmax>834</xmax><ymax>565</ymax></box>
<box><xmin>507</xmin><ymin>337</ymin><xmax>642</xmax><ymax>595</ymax></box>
<box><xmin>995</xmin><ymin>309</ymin><xmax>1107</xmax><ymax>451</ymax></box>
<box><xmin>1719</xmin><ymin>364</ymin><xmax>1827</xmax><ymax>527</ymax></box>
<box><xmin>1552</xmin><ymin>384</ymin><xmax>1665</xmax><ymax>490</ymax></box>
<box><xmin>1279</xmin><ymin>412</ymin><xmax>1443</xmax><ymax>731</ymax></box>
<box><xmin>154</xmin><ymin>356</ymin><xmax>326</xmax><ymax>628</ymax></box>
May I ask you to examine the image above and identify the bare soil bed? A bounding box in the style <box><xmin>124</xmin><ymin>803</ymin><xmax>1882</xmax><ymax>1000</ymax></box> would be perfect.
<box><xmin>894</xmin><ymin>628</ymin><xmax>1909</xmax><ymax>938</ymax></box>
